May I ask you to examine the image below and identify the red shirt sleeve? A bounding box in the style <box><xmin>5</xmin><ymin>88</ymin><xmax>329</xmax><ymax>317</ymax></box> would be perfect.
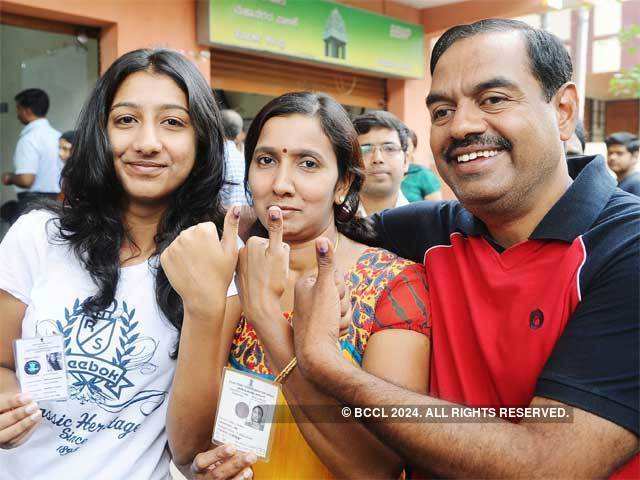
<box><xmin>371</xmin><ymin>262</ymin><xmax>431</xmax><ymax>337</ymax></box>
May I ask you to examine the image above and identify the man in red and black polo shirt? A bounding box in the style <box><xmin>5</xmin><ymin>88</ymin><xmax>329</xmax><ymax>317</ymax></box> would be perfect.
<box><xmin>291</xmin><ymin>18</ymin><xmax>639</xmax><ymax>478</ymax></box>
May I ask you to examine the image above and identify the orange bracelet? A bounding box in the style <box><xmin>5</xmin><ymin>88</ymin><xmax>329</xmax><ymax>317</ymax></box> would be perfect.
<box><xmin>274</xmin><ymin>357</ymin><xmax>297</xmax><ymax>384</ymax></box>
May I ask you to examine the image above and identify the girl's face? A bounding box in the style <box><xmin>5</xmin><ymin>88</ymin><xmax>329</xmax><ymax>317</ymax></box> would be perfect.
<box><xmin>108</xmin><ymin>70</ymin><xmax>196</xmax><ymax>206</ymax></box>
<box><xmin>248</xmin><ymin>114</ymin><xmax>349</xmax><ymax>242</ymax></box>
<box><xmin>58</xmin><ymin>138</ymin><xmax>73</xmax><ymax>163</ymax></box>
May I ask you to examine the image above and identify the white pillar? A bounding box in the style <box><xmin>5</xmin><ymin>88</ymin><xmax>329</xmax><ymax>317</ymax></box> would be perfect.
<box><xmin>574</xmin><ymin>6</ymin><xmax>590</xmax><ymax>121</ymax></box>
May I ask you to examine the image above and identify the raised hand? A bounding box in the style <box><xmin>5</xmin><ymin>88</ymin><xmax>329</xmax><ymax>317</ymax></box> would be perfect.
<box><xmin>160</xmin><ymin>205</ymin><xmax>241</xmax><ymax>318</ymax></box>
<box><xmin>236</xmin><ymin>206</ymin><xmax>289</xmax><ymax>333</ymax></box>
<box><xmin>0</xmin><ymin>392</ymin><xmax>42</xmax><ymax>449</ymax></box>
<box><xmin>292</xmin><ymin>237</ymin><xmax>343</xmax><ymax>377</ymax></box>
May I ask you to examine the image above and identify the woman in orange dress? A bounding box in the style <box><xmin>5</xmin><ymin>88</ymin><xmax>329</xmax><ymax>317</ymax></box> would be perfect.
<box><xmin>168</xmin><ymin>92</ymin><xmax>431</xmax><ymax>479</ymax></box>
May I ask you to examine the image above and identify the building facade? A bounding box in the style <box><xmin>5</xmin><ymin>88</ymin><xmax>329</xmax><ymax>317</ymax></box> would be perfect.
<box><xmin>0</xmin><ymin>0</ymin><xmax>555</xmax><ymax>213</ymax></box>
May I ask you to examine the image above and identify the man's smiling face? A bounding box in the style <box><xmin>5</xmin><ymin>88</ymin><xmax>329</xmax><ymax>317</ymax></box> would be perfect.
<box><xmin>427</xmin><ymin>31</ymin><xmax>571</xmax><ymax>214</ymax></box>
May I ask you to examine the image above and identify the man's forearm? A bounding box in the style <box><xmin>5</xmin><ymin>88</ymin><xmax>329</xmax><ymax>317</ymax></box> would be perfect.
<box><xmin>335</xmin><ymin>366</ymin><xmax>535</xmax><ymax>479</ymax></box>
<box><xmin>4</xmin><ymin>173</ymin><xmax>35</xmax><ymax>189</ymax></box>
<box><xmin>302</xmin><ymin>353</ymin><xmax>627</xmax><ymax>479</ymax></box>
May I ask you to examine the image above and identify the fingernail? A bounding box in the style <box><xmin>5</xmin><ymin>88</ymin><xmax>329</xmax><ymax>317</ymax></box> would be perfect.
<box><xmin>17</xmin><ymin>393</ymin><xmax>32</xmax><ymax>404</ymax></box>
<box><xmin>269</xmin><ymin>208</ymin><xmax>280</xmax><ymax>221</ymax></box>
<box><xmin>243</xmin><ymin>468</ymin><xmax>253</xmax><ymax>478</ymax></box>
<box><xmin>317</xmin><ymin>238</ymin><xmax>329</xmax><ymax>255</ymax></box>
<box><xmin>25</xmin><ymin>402</ymin><xmax>38</xmax><ymax>414</ymax></box>
<box><xmin>225</xmin><ymin>445</ymin><xmax>236</xmax><ymax>455</ymax></box>
<box><xmin>245</xmin><ymin>452</ymin><xmax>258</xmax><ymax>463</ymax></box>
<box><xmin>30</xmin><ymin>411</ymin><xmax>41</xmax><ymax>420</ymax></box>
<box><xmin>232</xmin><ymin>205</ymin><xmax>241</xmax><ymax>218</ymax></box>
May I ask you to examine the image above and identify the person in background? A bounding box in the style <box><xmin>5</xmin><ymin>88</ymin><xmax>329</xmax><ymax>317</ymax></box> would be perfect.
<box><xmin>2</xmin><ymin>89</ymin><xmax>61</xmax><ymax>216</ymax></box>
<box><xmin>220</xmin><ymin>109</ymin><xmax>248</xmax><ymax>207</ymax></box>
<box><xmin>629</xmin><ymin>139</ymin><xmax>639</xmax><ymax>161</ymax></box>
<box><xmin>353</xmin><ymin>111</ymin><xmax>409</xmax><ymax>216</ymax></box>
<box><xmin>0</xmin><ymin>201</ymin><xmax>19</xmax><ymax>226</ymax></box>
<box><xmin>58</xmin><ymin>130</ymin><xmax>76</xmax><ymax>163</ymax></box>
<box><xmin>401</xmin><ymin>128</ymin><xmax>442</xmax><ymax>202</ymax></box>
<box><xmin>235</xmin><ymin>126</ymin><xmax>246</xmax><ymax>154</ymax></box>
<box><xmin>564</xmin><ymin>120</ymin><xmax>585</xmax><ymax>157</ymax></box>
<box><xmin>55</xmin><ymin>131</ymin><xmax>77</xmax><ymax>202</ymax></box>
<box><xmin>606</xmin><ymin>131</ymin><xmax>640</xmax><ymax>196</ymax></box>
<box><xmin>625</xmin><ymin>139</ymin><xmax>640</xmax><ymax>195</ymax></box>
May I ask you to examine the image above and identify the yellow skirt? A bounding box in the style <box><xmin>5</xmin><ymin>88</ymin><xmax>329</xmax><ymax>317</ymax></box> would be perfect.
<box><xmin>253</xmin><ymin>390</ymin><xmax>333</xmax><ymax>479</ymax></box>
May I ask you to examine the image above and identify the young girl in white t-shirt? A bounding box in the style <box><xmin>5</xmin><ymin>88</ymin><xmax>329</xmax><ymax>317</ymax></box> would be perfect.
<box><xmin>0</xmin><ymin>49</ymin><xmax>254</xmax><ymax>480</ymax></box>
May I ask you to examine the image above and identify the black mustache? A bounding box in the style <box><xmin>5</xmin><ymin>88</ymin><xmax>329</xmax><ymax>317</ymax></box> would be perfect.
<box><xmin>444</xmin><ymin>134</ymin><xmax>513</xmax><ymax>160</ymax></box>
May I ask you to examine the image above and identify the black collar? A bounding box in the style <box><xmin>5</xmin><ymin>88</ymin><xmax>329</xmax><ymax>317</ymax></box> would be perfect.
<box><xmin>454</xmin><ymin>155</ymin><xmax>615</xmax><ymax>243</ymax></box>
<box><xmin>455</xmin><ymin>208</ymin><xmax>488</xmax><ymax>237</ymax></box>
<box><xmin>531</xmin><ymin>155</ymin><xmax>615</xmax><ymax>242</ymax></box>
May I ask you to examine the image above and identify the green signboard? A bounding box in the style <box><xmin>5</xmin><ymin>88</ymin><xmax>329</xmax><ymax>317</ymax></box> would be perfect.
<box><xmin>198</xmin><ymin>0</ymin><xmax>425</xmax><ymax>79</ymax></box>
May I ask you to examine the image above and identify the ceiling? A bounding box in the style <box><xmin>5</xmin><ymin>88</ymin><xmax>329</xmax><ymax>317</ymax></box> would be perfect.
<box><xmin>391</xmin><ymin>0</ymin><xmax>462</xmax><ymax>8</ymax></box>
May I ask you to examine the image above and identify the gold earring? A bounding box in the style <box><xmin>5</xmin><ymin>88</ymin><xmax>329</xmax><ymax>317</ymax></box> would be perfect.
<box><xmin>338</xmin><ymin>195</ymin><xmax>345</xmax><ymax>204</ymax></box>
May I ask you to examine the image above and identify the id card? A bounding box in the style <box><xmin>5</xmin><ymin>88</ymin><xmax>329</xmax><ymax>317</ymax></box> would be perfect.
<box><xmin>14</xmin><ymin>336</ymin><xmax>68</xmax><ymax>402</ymax></box>
<box><xmin>212</xmin><ymin>367</ymin><xmax>280</xmax><ymax>460</ymax></box>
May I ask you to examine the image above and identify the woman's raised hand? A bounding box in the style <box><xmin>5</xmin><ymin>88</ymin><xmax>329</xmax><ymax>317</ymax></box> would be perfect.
<box><xmin>236</xmin><ymin>206</ymin><xmax>289</xmax><ymax>331</ymax></box>
<box><xmin>161</xmin><ymin>206</ymin><xmax>241</xmax><ymax>318</ymax></box>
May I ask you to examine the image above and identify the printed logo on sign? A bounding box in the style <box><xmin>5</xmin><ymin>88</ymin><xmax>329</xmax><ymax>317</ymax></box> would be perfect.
<box><xmin>25</xmin><ymin>360</ymin><xmax>41</xmax><ymax>375</ymax></box>
<box><xmin>54</xmin><ymin>298</ymin><xmax>167</xmax><ymax>415</ymax></box>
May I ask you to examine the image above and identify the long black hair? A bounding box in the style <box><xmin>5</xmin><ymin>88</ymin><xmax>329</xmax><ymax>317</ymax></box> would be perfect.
<box><xmin>243</xmin><ymin>91</ymin><xmax>375</xmax><ymax>240</ymax></box>
<box><xmin>52</xmin><ymin>49</ymin><xmax>225</xmax><ymax>355</ymax></box>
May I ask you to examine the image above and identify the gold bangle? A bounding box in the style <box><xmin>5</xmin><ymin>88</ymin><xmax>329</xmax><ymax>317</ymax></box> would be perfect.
<box><xmin>274</xmin><ymin>356</ymin><xmax>297</xmax><ymax>384</ymax></box>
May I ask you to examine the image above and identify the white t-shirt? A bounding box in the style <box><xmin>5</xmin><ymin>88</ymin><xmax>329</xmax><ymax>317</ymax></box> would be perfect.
<box><xmin>0</xmin><ymin>210</ymin><xmax>237</xmax><ymax>480</ymax></box>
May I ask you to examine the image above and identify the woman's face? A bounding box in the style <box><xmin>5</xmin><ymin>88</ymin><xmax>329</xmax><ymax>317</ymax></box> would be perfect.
<box><xmin>251</xmin><ymin>407</ymin><xmax>263</xmax><ymax>423</ymax></box>
<box><xmin>58</xmin><ymin>138</ymin><xmax>73</xmax><ymax>163</ymax></box>
<box><xmin>248</xmin><ymin>114</ymin><xmax>348</xmax><ymax>242</ymax></box>
<box><xmin>108</xmin><ymin>70</ymin><xmax>196</xmax><ymax>206</ymax></box>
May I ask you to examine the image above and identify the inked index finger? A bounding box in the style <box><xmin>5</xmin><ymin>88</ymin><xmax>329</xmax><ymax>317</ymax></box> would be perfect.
<box><xmin>221</xmin><ymin>204</ymin><xmax>241</xmax><ymax>253</ymax></box>
<box><xmin>266</xmin><ymin>206</ymin><xmax>283</xmax><ymax>252</ymax></box>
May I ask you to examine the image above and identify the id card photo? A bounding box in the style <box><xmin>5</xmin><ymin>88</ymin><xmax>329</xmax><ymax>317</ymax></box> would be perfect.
<box><xmin>212</xmin><ymin>367</ymin><xmax>280</xmax><ymax>460</ymax></box>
